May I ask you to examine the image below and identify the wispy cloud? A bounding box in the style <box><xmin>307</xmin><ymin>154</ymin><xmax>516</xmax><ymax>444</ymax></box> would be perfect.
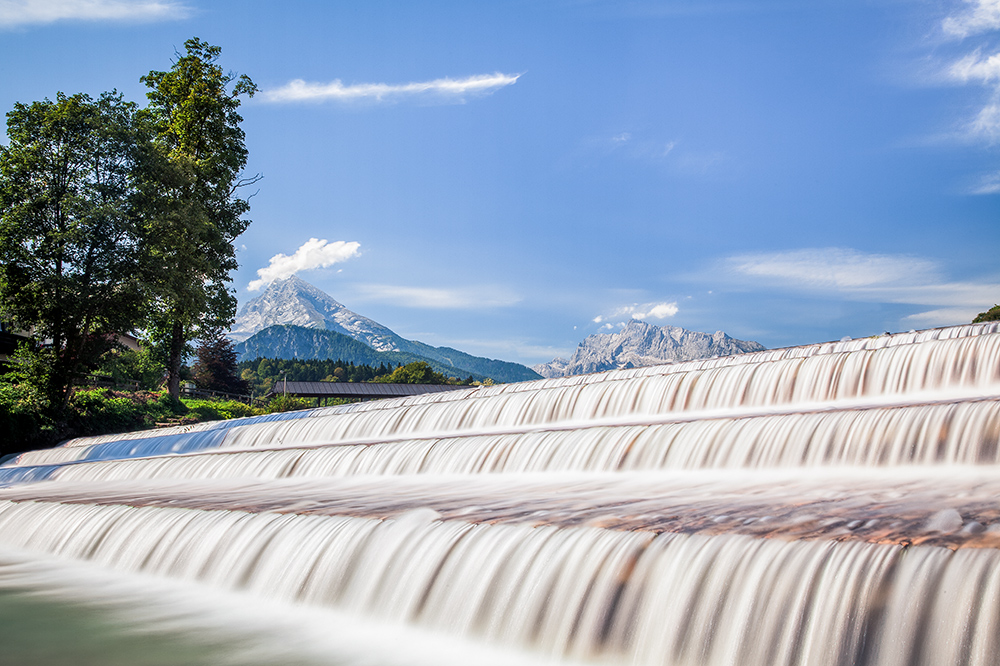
<box><xmin>593</xmin><ymin>301</ymin><xmax>679</xmax><ymax>326</ymax></box>
<box><xmin>248</xmin><ymin>238</ymin><xmax>360</xmax><ymax>291</ymax></box>
<box><xmin>419</xmin><ymin>336</ymin><xmax>574</xmax><ymax>364</ymax></box>
<box><xmin>722</xmin><ymin>247</ymin><xmax>1000</xmax><ymax>324</ymax></box>
<box><xmin>949</xmin><ymin>50</ymin><xmax>1000</xmax><ymax>83</ymax></box>
<box><xmin>0</xmin><ymin>0</ymin><xmax>189</xmax><ymax>27</ymax></box>
<box><xmin>942</xmin><ymin>0</ymin><xmax>1000</xmax><ymax>38</ymax></box>
<box><xmin>972</xmin><ymin>169</ymin><xmax>1000</xmax><ymax>193</ymax></box>
<box><xmin>262</xmin><ymin>72</ymin><xmax>521</xmax><ymax>104</ymax></box>
<box><xmin>726</xmin><ymin>248</ymin><xmax>940</xmax><ymax>289</ymax></box>
<box><xmin>353</xmin><ymin>284</ymin><xmax>521</xmax><ymax>309</ymax></box>
<box><xmin>580</xmin><ymin>131</ymin><xmax>679</xmax><ymax>162</ymax></box>
<box><xmin>938</xmin><ymin>2</ymin><xmax>1000</xmax><ymax>148</ymax></box>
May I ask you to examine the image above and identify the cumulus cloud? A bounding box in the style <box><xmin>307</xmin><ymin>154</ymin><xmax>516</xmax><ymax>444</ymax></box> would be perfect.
<box><xmin>594</xmin><ymin>301</ymin><xmax>679</xmax><ymax>326</ymax></box>
<box><xmin>0</xmin><ymin>0</ymin><xmax>189</xmax><ymax>26</ymax></box>
<box><xmin>943</xmin><ymin>0</ymin><xmax>1000</xmax><ymax>38</ymax></box>
<box><xmin>262</xmin><ymin>72</ymin><xmax>521</xmax><ymax>104</ymax></box>
<box><xmin>248</xmin><ymin>238</ymin><xmax>360</xmax><ymax>291</ymax></box>
<box><xmin>723</xmin><ymin>247</ymin><xmax>1000</xmax><ymax>311</ymax></box>
<box><xmin>353</xmin><ymin>284</ymin><xmax>520</xmax><ymax>309</ymax></box>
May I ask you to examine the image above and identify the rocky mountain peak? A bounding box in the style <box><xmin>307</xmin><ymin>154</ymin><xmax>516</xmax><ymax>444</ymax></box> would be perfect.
<box><xmin>229</xmin><ymin>276</ymin><xmax>402</xmax><ymax>351</ymax></box>
<box><xmin>533</xmin><ymin>320</ymin><xmax>765</xmax><ymax>378</ymax></box>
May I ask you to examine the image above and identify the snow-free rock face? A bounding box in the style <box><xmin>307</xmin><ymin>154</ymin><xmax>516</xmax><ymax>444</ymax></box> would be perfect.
<box><xmin>230</xmin><ymin>276</ymin><xmax>405</xmax><ymax>351</ymax></box>
<box><xmin>532</xmin><ymin>357</ymin><xmax>570</xmax><ymax>379</ymax></box>
<box><xmin>533</xmin><ymin>320</ymin><xmax>765</xmax><ymax>377</ymax></box>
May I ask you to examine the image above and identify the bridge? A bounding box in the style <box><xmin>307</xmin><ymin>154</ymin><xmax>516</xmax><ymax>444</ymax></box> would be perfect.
<box><xmin>266</xmin><ymin>380</ymin><xmax>469</xmax><ymax>405</ymax></box>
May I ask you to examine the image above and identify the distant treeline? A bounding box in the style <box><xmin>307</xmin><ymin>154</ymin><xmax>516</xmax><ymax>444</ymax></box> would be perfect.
<box><xmin>238</xmin><ymin>358</ymin><xmax>476</xmax><ymax>394</ymax></box>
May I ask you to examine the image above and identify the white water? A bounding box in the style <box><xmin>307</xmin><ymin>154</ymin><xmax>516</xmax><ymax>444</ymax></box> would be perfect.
<box><xmin>2</xmin><ymin>324</ymin><xmax>1000</xmax><ymax>664</ymax></box>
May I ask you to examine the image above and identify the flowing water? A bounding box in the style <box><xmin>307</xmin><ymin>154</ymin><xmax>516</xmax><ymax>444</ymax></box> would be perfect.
<box><xmin>3</xmin><ymin>324</ymin><xmax>1000</xmax><ymax>664</ymax></box>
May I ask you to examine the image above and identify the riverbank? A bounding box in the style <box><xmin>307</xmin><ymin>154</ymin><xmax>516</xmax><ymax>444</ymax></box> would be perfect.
<box><xmin>0</xmin><ymin>388</ymin><xmax>313</xmax><ymax>460</ymax></box>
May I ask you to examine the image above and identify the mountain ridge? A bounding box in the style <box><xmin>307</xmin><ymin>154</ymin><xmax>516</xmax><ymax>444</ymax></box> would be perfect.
<box><xmin>533</xmin><ymin>320</ymin><xmax>765</xmax><ymax>378</ymax></box>
<box><xmin>231</xmin><ymin>277</ymin><xmax>541</xmax><ymax>383</ymax></box>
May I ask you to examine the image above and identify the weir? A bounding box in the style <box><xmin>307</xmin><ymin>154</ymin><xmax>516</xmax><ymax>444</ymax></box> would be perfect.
<box><xmin>2</xmin><ymin>323</ymin><xmax>1000</xmax><ymax>664</ymax></box>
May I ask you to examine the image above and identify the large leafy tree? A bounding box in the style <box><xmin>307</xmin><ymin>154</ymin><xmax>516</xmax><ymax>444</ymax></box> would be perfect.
<box><xmin>0</xmin><ymin>92</ymin><xmax>152</xmax><ymax>407</ymax></box>
<box><xmin>141</xmin><ymin>38</ymin><xmax>257</xmax><ymax>401</ymax></box>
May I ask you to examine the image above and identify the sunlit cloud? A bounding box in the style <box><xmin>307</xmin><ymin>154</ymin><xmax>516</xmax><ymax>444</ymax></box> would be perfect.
<box><xmin>950</xmin><ymin>50</ymin><xmax>1000</xmax><ymax>83</ymax></box>
<box><xmin>594</xmin><ymin>301</ymin><xmax>679</xmax><ymax>326</ymax></box>
<box><xmin>353</xmin><ymin>284</ymin><xmax>521</xmax><ymax>309</ymax></box>
<box><xmin>262</xmin><ymin>72</ymin><xmax>521</xmax><ymax>104</ymax></box>
<box><xmin>0</xmin><ymin>0</ymin><xmax>189</xmax><ymax>26</ymax></box>
<box><xmin>248</xmin><ymin>238</ymin><xmax>360</xmax><ymax>291</ymax></box>
<box><xmin>723</xmin><ymin>247</ymin><xmax>1000</xmax><ymax>311</ymax></box>
<box><xmin>942</xmin><ymin>0</ymin><xmax>1000</xmax><ymax>38</ymax></box>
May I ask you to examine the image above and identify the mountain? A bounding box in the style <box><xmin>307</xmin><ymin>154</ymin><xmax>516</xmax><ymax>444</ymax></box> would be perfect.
<box><xmin>533</xmin><ymin>320</ymin><xmax>765</xmax><ymax>378</ymax></box>
<box><xmin>229</xmin><ymin>276</ymin><xmax>404</xmax><ymax>351</ymax></box>
<box><xmin>233</xmin><ymin>325</ymin><xmax>489</xmax><ymax>381</ymax></box>
<box><xmin>231</xmin><ymin>277</ymin><xmax>541</xmax><ymax>383</ymax></box>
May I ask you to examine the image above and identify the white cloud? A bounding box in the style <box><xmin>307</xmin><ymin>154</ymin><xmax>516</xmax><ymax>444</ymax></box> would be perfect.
<box><xmin>248</xmin><ymin>238</ymin><xmax>360</xmax><ymax>291</ymax></box>
<box><xmin>972</xmin><ymin>169</ymin><xmax>1000</xmax><ymax>193</ymax></box>
<box><xmin>262</xmin><ymin>72</ymin><xmax>521</xmax><ymax>104</ymax></box>
<box><xmin>938</xmin><ymin>3</ymin><xmax>1000</xmax><ymax>146</ymax></box>
<box><xmin>949</xmin><ymin>50</ymin><xmax>1000</xmax><ymax>84</ymax></box>
<box><xmin>0</xmin><ymin>0</ymin><xmax>189</xmax><ymax>26</ymax></box>
<box><xmin>904</xmin><ymin>307</ymin><xmax>984</xmax><ymax>326</ymax></box>
<box><xmin>353</xmin><ymin>284</ymin><xmax>520</xmax><ymax>309</ymax></box>
<box><xmin>594</xmin><ymin>301</ymin><xmax>680</xmax><ymax>326</ymax></box>
<box><xmin>969</xmin><ymin>100</ymin><xmax>1000</xmax><ymax>142</ymax></box>
<box><xmin>727</xmin><ymin>248</ymin><xmax>940</xmax><ymax>289</ymax></box>
<box><xmin>943</xmin><ymin>0</ymin><xmax>1000</xmax><ymax>38</ymax></box>
<box><xmin>724</xmin><ymin>247</ymin><xmax>1000</xmax><ymax>310</ymax></box>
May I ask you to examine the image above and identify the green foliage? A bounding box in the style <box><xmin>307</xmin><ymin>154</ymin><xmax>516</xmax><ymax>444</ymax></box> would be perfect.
<box><xmin>372</xmin><ymin>361</ymin><xmax>449</xmax><ymax>385</ymax></box>
<box><xmin>0</xmin><ymin>347</ymin><xmax>54</xmax><ymax>454</ymax></box>
<box><xmin>0</xmin><ymin>91</ymin><xmax>152</xmax><ymax>407</ymax></box>
<box><xmin>181</xmin><ymin>397</ymin><xmax>255</xmax><ymax>421</ymax></box>
<box><xmin>94</xmin><ymin>344</ymin><xmax>165</xmax><ymax>390</ymax></box>
<box><xmin>140</xmin><ymin>38</ymin><xmax>257</xmax><ymax>400</ymax></box>
<box><xmin>66</xmin><ymin>388</ymin><xmax>175</xmax><ymax>436</ymax></box>
<box><xmin>237</xmin><ymin>357</ymin><xmax>392</xmax><ymax>394</ymax></box>
<box><xmin>973</xmin><ymin>305</ymin><xmax>1000</xmax><ymax>323</ymax></box>
<box><xmin>263</xmin><ymin>394</ymin><xmax>312</xmax><ymax>413</ymax></box>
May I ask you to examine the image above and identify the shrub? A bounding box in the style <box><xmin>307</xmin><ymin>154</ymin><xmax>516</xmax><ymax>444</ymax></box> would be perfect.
<box><xmin>66</xmin><ymin>389</ymin><xmax>174</xmax><ymax>435</ymax></box>
<box><xmin>264</xmin><ymin>394</ymin><xmax>313</xmax><ymax>413</ymax></box>
<box><xmin>973</xmin><ymin>305</ymin><xmax>1000</xmax><ymax>323</ymax></box>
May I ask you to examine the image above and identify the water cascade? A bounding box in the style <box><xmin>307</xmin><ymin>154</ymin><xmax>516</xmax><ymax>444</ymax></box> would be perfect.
<box><xmin>3</xmin><ymin>323</ymin><xmax>1000</xmax><ymax>664</ymax></box>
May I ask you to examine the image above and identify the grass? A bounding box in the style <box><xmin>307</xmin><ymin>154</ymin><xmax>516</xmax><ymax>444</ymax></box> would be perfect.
<box><xmin>0</xmin><ymin>388</ymin><xmax>326</xmax><ymax>459</ymax></box>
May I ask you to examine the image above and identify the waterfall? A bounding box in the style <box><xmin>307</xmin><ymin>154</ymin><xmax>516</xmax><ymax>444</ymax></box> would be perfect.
<box><xmin>2</xmin><ymin>324</ymin><xmax>1000</xmax><ymax>664</ymax></box>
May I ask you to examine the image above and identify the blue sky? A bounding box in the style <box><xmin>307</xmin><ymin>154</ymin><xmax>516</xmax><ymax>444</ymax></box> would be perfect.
<box><xmin>1</xmin><ymin>0</ymin><xmax>998</xmax><ymax>365</ymax></box>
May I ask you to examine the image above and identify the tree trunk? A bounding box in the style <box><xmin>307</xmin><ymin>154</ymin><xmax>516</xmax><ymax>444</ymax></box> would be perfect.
<box><xmin>166</xmin><ymin>316</ymin><xmax>185</xmax><ymax>402</ymax></box>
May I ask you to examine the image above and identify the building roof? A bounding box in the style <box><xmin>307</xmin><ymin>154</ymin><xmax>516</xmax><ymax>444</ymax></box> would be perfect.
<box><xmin>266</xmin><ymin>381</ymin><xmax>469</xmax><ymax>400</ymax></box>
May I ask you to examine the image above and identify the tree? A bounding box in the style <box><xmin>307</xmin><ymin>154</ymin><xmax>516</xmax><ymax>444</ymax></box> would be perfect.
<box><xmin>141</xmin><ymin>38</ymin><xmax>257</xmax><ymax>401</ymax></box>
<box><xmin>374</xmin><ymin>361</ymin><xmax>448</xmax><ymax>384</ymax></box>
<box><xmin>0</xmin><ymin>92</ymin><xmax>151</xmax><ymax>408</ymax></box>
<box><xmin>973</xmin><ymin>305</ymin><xmax>1000</xmax><ymax>323</ymax></box>
<box><xmin>191</xmin><ymin>329</ymin><xmax>248</xmax><ymax>394</ymax></box>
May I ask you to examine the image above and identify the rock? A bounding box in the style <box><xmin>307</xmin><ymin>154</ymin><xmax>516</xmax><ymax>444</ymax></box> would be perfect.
<box><xmin>925</xmin><ymin>509</ymin><xmax>963</xmax><ymax>533</ymax></box>
<box><xmin>535</xmin><ymin>320</ymin><xmax>765</xmax><ymax>377</ymax></box>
